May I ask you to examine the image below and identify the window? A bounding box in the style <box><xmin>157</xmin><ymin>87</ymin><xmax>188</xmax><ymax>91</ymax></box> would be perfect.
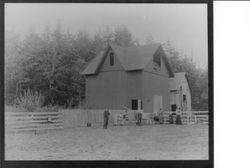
<box><xmin>131</xmin><ymin>99</ymin><xmax>138</xmax><ymax>110</ymax></box>
<box><xmin>171</xmin><ymin>104</ymin><xmax>177</xmax><ymax>111</ymax></box>
<box><xmin>153</xmin><ymin>53</ymin><xmax>161</xmax><ymax>68</ymax></box>
<box><xmin>110</xmin><ymin>52</ymin><xmax>114</xmax><ymax>66</ymax></box>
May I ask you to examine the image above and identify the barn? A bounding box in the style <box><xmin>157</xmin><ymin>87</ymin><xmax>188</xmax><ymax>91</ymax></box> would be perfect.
<box><xmin>81</xmin><ymin>43</ymin><xmax>191</xmax><ymax>113</ymax></box>
<box><xmin>170</xmin><ymin>72</ymin><xmax>192</xmax><ymax>111</ymax></box>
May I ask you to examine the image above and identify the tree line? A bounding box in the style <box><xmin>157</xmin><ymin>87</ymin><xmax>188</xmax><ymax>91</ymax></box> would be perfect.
<box><xmin>5</xmin><ymin>24</ymin><xmax>208</xmax><ymax>110</ymax></box>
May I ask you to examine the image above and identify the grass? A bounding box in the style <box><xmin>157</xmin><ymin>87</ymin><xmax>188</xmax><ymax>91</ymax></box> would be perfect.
<box><xmin>5</xmin><ymin>105</ymin><xmax>24</xmax><ymax>112</ymax></box>
<box><xmin>5</xmin><ymin>124</ymin><xmax>208</xmax><ymax>160</ymax></box>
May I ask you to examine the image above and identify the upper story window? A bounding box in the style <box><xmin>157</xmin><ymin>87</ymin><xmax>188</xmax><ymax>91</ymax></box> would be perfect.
<box><xmin>110</xmin><ymin>52</ymin><xmax>114</xmax><ymax>66</ymax></box>
<box><xmin>153</xmin><ymin>53</ymin><xmax>161</xmax><ymax>70</ymax></box>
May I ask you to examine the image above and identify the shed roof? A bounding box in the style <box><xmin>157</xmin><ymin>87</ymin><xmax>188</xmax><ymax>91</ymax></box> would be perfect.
<box><xmin>81</xmin><ymin>43</ymin><xmax>173</xmax><ymax>76</ymax></box>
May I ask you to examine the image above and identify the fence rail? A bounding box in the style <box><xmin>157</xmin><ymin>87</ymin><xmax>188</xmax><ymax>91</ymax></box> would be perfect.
<box><xmin>161</xmin><ymin>111</ymin><xmax>208</xmax><ymax>124</ymax></box>
<box><xmin>61</xmin><ymin>109</ymin><xmax>140</xmax><ymax>128</ymax></box>
<box><xmin>5</xmin><ymin>110</ymin><xmax>208</xmax><ymax>132</ymax></box>
<box><xmin>5</xmin><ymin>111</ymin><xmax>64</xmax><ymax>132</ymax></box>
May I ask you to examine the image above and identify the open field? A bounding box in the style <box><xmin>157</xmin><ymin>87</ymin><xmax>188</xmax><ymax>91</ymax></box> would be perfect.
<box><xmin>5</xmin><ymin>124</ymin><xmax>208</xmax><ymax>160</ymax></box>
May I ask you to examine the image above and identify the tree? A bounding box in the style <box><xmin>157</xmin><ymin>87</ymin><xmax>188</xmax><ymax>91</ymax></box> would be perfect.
<box><xmin>5</xmin><ymin>30</ymin><xmax>23</xmax><ymax>104</ymax></box>
<box><xmin>163</xmin><ymin>41</ymin><xmax>208</xmax><ymax>110</ymax></box>
<box><xmin>113</xmin><ymin>25</ymin><xmax>134</xmax><ymax>47</ymax></box>
<box><xmin>15</xmin><ymin>25</ymin><xmax>87</xmax><ymax>107</ymax></box>
<box><xmin>73</xmin><ymin>31</ymin><xmax>94</xmax><ymax>62</ymax></box>
<box><xmin>102</xmin><ymin>26</ymin><xmax>113</xmax><ymax>44</ymax></box>
<box><xmin>145</xmin><ymin>34</ymin><xmax>155</xmax><ymax>44</ymax></box>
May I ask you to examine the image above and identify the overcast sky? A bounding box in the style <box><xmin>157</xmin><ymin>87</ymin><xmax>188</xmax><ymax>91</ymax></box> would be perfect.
<box><xmin>5</xmin><ymin>3</ymin><xmax>208</xmax><ymax>69</ymax></box>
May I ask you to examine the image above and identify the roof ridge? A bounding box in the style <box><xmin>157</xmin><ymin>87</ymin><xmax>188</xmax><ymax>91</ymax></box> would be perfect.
<box><xmin>82</xmin><ymin>43</ymin><xmax>174</xmax><ymax>76</ymax></box>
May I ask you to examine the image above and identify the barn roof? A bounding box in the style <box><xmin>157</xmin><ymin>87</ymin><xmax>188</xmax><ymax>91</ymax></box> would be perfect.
<box><xmin>170</xmin><ymin>72</ymin><xmax>191</xmax><ymax>91</ymax></box>
<box><xmin>80</xmin><ymin>51</ymin><xmax>106</xmax><ymax>75</ymax></box>
<box><xmin>81</xmin><ymin>43</ymin><xmax>174</xmax><ymax>76</ymax></box>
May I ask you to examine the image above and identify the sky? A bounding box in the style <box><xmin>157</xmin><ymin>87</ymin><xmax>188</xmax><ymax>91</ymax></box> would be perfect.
<box><xmin>5</xmin><ymin>3</ymin><xmax>208</xmax><ymax>69</ymax></box>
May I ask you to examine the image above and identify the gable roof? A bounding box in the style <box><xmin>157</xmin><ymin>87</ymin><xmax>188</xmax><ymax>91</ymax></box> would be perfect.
<box><xmin>81</xmin><ymin>51</ymin><xmax>106</xmax><ymax>75</ymax></box>
<box><xmin>81</xmin><ymin>43</ymin><xmax>174</xmax><ymax>76</ymax></box>
<box><xmin>169</xmin><ymin>72</ymin><xmax>191</xmax><ymax>92</ymax></box>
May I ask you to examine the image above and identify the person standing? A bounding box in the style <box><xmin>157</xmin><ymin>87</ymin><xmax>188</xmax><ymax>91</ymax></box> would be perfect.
<box><xmin>136</xmin><ymin>111</ymin><xmax>142</xmax><ymax>125</ymax></box>
<box><xmin>176</xmin><ymin>107</ymin><xmax>182</xmax><ymax>125</ymax></box>
<box><xmin>103</xmin><ymin>108</ymin><xmax>110</xmax><ymax>129</ymax></box>
<box><xmin>159</xmin><ymin>108</ymin><xmax>164</xmax><ymax>124</ymax></box>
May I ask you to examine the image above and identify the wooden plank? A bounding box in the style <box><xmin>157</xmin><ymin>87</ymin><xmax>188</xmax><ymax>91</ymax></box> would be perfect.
<box><xmin>5</xmin><ymin>119</ymin><xmax>64</xmax><ymax>126</ymax></box>
<box><xmin>5</xmin><ymin>115</ymin><xmax>63</xmax><ymax>121</ymax></box>
<box><xmin>5</xmin><ymin>111</ymin><xmax>64</xmax><ymax>132</ymax></box>
<box><xmin>5</xmin><ymin>119</ymin><xmax>64</xmax><ymax>125</ymax></box>
<box><xmin>6</xmin><ymin>116</ymin><xmax>63</xmax><ymax>122</ymax></box>
<box><xmin>6</xmin><ymin>121</ymin><xmax>64</xmax><ymax>127</ymax></box>
<box><xmin>6</xmin><ymin>123</ymin><xmax>64</xmax><ymax>129</ymax></box>
<box><xmin>5</xmin><ymin>112</ymin><xmax>63</xmax><ymax>116</ymax></box>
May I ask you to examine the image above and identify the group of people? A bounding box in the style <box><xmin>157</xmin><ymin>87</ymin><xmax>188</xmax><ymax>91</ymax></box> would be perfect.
<box><xmin>102</xmin><ymin>107</ymin><xmax>183</xmax><ymax>129</ymax></box>
<box><xmin>103</xmin><ymin>108</ymin><xmax>142</xmax><ymax>129</ymax></box>
<box><xmin>169</xmin><ymin>108</ymin><xmax>182</xmax><ymax>124</ymax></box>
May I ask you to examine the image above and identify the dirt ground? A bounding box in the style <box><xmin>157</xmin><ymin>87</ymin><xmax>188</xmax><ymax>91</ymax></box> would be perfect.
<box><xmin>5</xmin><ymin>124</ymin><xmax>208</xmax><ymax>160</ymax></box>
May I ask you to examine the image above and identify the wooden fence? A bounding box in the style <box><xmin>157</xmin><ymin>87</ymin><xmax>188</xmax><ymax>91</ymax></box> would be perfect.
<box><xmin>161</xmin><ymin>111</ymin><xmax>208</xmax><ymax>125</ymax></box>
<box><xmin>192</xmin><ymin>111</ymin><xmax>209</xmax><ymax>124</ymax></box>
<box><xmin>5</xmin><ymin>110</ymin><xmax>208</xmax><ymax>132</ymax></box>
<box><xmin>180</xmin><ymin>111</ymin><xmax>208</xmax><ymax>124</ymax></box>
<box><xmin>5</xmin><ymin>111</ymin><xmax>64</xmax><ymax>132</ymax></box>
<box><xmin>61</xmin><ymin>109</ymin><xmax>140</xmax><ymax>128</ymax></box>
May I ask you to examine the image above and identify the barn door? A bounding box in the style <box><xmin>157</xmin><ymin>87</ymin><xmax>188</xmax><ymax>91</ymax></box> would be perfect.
<box><xmin>153</xmin><ymin>95</ymin><xmax>163</xmax><ymax>113</ymax></box>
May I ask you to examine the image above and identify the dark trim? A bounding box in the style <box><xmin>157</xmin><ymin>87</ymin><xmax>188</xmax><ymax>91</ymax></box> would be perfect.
<box><xmin>3</xmin><ymin>0</ymin><xmax>211</xmax><ymax>3</ymax></box>
<box><xmin>0</xmin><ymin>0</ymin><xmax>4</xmax><ymax>165</ymax></box>
<box><xmin>207</xmin><ymin>0</ymin><xmax>214</xmax><ymax>167</ymax></box>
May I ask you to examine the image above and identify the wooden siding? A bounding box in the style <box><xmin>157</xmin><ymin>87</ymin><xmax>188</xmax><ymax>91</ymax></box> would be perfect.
<box><xmin>142</xmin><ymin>50</ymin><xmax>171</xmax><ymax>113</ymax></box>
<box><xmin>179</xmin><ymin>79</ymin><xmax>192</xmax><ymax>111</ymax></box>
<box><xmin>86</xmin><ymin>70</ymin><xmax>142</xmax><ymax>110</ymax></box>
<box><xmin>126</xmin><ymin>71</ymin><xmax>142</xmax><ymax>109</ymax></box>
<box><xmin>86</xmin><ymin>70</ymin><xmax>127</xmax><ymax>109</ymax></box>
<box><xmin>99</xmin><ymin>48</ymin><xmax>124</xmax><ymax>72</ymax></box>
<box><xmin>142</xmin><ymin>71</ymin><xmax>170</xmax><ymax>113</ymax></box>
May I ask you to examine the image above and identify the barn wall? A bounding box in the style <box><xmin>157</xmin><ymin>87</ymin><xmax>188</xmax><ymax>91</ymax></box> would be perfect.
<box><xmin>142</xmin><ymin>71</ymin><xmax>170</xmax><ymax>113</ymax></box>
<box><xmin>126</xmin><ymin>71</ymin><xmax>142</xmax><ymax>109</ymax></box>
<box><xmin>170</xmin><ymin>91</ymin><xmax>180</xmax><ymax>109</ymax></box>
<box><xmin>182</xmin><ymin>79</ymin><xmax>192</xmax><ymax>111</ymax></box>
<box><xmin>99</xmin><ymin>48</ymin><xmax>124</xmax><ymax>72</ymax></box>
<box><xmin>142</xmin><ymin>51</ymin><xmax>171</xmax><ymax>113</ymax></box>
<box><xmin>85</xmin><ymin>70</ymin><xmax>127</xmax><ymax>109</ymax></box>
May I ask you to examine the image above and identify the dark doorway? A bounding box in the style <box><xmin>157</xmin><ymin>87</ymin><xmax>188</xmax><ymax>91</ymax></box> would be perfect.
<box><xmin>183</xmin><ymin>94</ymin><xmax>186</xmax><ymax>101</ymax></box>
<box><xmin>132</xmin><ymin>99</ymin><xmax>138</xmax><ymax>110</ymax></box>
<box><xmin>171</xmin><ymin>104</ymin><xmax>177</xmax><ymax>111</ymax></box>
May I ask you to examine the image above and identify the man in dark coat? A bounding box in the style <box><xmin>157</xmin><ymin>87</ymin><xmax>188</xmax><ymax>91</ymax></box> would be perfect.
<box><xmin>136</xmin><ymin>111</ymin><xmax>142</xmax><ymax>125</ymax></box>
<box><xmin>103</xmin><ymin>108</ymin><xmax>110</xmax><ymax>129</ymax></box>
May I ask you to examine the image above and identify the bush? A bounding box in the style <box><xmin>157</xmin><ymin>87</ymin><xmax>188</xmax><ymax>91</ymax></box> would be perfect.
<box><xmin>37</xmin><ymin>105</ymin><xmax>59</xmax><ymax>112</ymax></box>
<box><xmin>16</xmin><ymin>88</ymin><xmax>43</xmax><ymax>112</ymax></box>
